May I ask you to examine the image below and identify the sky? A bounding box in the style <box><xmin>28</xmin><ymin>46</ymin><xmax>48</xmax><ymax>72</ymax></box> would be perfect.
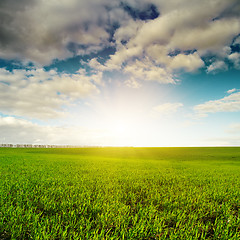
<box><xmin>0</xmin><ymin>0</ymin><xmax>240</xmax><ymax>147</ymax></box>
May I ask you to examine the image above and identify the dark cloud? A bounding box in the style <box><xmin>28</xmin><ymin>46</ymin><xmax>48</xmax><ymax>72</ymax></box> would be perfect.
<box><xmin>0</xmin><ymin>0</ymin><xmax>239</xmax><ymax>75</ymax></box>
<box><xmin>216</xmin><ymin>1</ymin><xmax>240</xmax><ymax>19</ymax></box>
<box><xmin>0</xmin><ymin>0</ymin><xmax>37</xmax><ymax>47</ymax></box>
<box><xmin>0</xmin><ymin>0</ymin><xmax>37</xmax><ymax>10</ymax></box>
<box><xmin>121</xmin><ymin>2</ymin><xmax>159</xmax><ymax>20</ymax></box>
<box><xmin>0</xmin><ymin>0</ymin><xmax>124</xmax><ymax>65</ymax></box>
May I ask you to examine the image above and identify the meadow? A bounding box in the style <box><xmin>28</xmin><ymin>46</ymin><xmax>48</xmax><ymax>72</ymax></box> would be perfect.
<box><xmin>0</xmin><ymin>147</ymin><xmax>239</xmax><ymax>239</ymax></box>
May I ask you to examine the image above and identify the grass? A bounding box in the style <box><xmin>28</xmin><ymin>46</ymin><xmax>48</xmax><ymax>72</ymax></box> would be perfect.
<box><xmin>0</xmin><ymin>147</ymin><xmax>240</xmax><ymax>239</ymax></box>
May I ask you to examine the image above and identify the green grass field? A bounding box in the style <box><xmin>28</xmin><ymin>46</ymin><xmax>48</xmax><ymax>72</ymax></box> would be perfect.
<box><xmin>0</xmin><ymin>147</ymin><xmax>240</xmax><ymax>239</ymax></box>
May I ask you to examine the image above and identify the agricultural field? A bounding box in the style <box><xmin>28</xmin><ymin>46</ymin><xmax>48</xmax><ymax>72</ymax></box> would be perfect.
<box><xmin>0</xmin><ymin>147</ymin><xmax>240</xmax><ymax>239</ymax></box>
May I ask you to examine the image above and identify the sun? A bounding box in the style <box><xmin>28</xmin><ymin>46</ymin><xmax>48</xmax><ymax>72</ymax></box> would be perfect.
<box><xmin>110</xmin><ymin>121</ymin><xmax>128</xmax><ymax>136</ymax></box>
<box><xmin>107</xmin><ymin>119</ymin><xmax>132</xmax><ymax>140</ymax></box>
<box><xmin>91</xmin><ymin>86</ymin><xmax>155</xmax><ymax>146</ymax></box>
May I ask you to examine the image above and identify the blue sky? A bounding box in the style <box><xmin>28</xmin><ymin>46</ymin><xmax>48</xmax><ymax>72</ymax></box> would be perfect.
<box><xmin>0</xmin><ymin>0</ymin><xmax>240</xmax><ymax>146</ymax></box>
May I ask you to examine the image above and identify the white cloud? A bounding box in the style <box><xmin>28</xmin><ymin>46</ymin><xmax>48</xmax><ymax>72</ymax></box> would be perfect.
<box><xmin>170</xmin><ymin>17</ymin><xmax>240</xmax><ymax>53</ymax></box>
<box><xmin>207</xmin><ymin>60</ymin><xmax>228</xmax><ymax>73</ymax></box>
<box><xmin>169</xmin><ymin>52</ymin><xmax>204</xmax><ymax>72</ymax></box>
<box><xmin>227</xmin><ymin>88</ymin><xmax>237</xmax><ymax>94</ymax></box>
<box><xmin>201</xmin><ymin>136</ymin><xmax>240</xmax><ymax>146</ymax></box>
<box><xmin>0</xmin><ymin>68</ymin><xmax>100</xmax><ymax>119</ymax></box>
<box><xmin>88</xmin><ymin>58</ymin><xmax>109</xmax><ymax>72</ymax></box>
<box><xmin>228</xmin><ymin>123</ymin><xmax>240</xmax><ymax>133</ymax></box>
<box><xmin>228</xmin><ymin>52</ymin><xmax>240</xmax><ymax>69</ymax></box>
<box><xmin>124</xmin><ymin>78</ymin><xmax>142</xmax><ymax>88</ymax></box>
<box><xmin>103</xmin><ymin>0</ymin><xmax>240</xmax><ymax>82</ymax></box>
<box><xmin>123</xmin><ymin>58</ymin><xmax>175</xmax><ymax>84</ymax></box>
<box><xmin>152</xmin><ymin>102</ymin><xmax>183</xmax><ymax>115</ymax></box>
<box><xmin>105</xmin><ymin>46</ymin><xmax>143</xmax><ymax>70</ymax></box>
<box><xmin>0</xmin><ymin>116</ymin><xmax>105</xmax><ymax>145</ymax></box>
<box><xmin>194</xmin><ymin>90</ymin><xmax>240</xmax><ymax>116</ymax></box>
<box><xmin>203</xmin><ymin>122</ymin><xmax>240</xmax><ymax>146</ymax></box>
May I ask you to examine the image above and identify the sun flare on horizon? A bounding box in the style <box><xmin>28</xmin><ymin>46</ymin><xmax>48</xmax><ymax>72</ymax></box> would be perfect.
<box><xmin>103</xmin><ymin>115</ymin><xmax>138</xmax><ymax>143</ymax></box>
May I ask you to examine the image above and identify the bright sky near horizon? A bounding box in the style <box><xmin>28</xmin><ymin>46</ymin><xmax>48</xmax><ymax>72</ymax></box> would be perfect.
<box><xmin>0</xmin><ymin>0</ymin><xmax>240</xmax><ymax>146</ymax></box>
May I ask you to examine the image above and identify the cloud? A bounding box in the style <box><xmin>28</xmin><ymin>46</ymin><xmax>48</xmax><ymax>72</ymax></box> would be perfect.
<box><xmin>228</xmin><ymin>52</ymin><xmax>240</xmax><ymax>69</ymax></box>
<box><xmin>169</xmin><ymin>17</ymin><xmax>239</xmax><ymax>53</ymax></box>
<box><xmin>0</xmin><ymin>0</ymin><xmax>125</xmax><ymax>65</ymax></box>
<box><xmin>0</xmin><ymin>68</ymin><xmax>100</xmax><ymax>119</ymax></box>
<box><xmin>0</xmin><ymin>116</ymin><xmax>105</xmax><ymax>145</ymax></box>
<box><xmin>0</xmin><ymin>0</ymin><xmax>239</xmax><ymax>82</ymax></box>
<box><xmin>152</xmin><ymin>102</ymin><xmax>183</xmax><ymax>115</ymax></box>
<box><xmin>194</xmin><ymin>90</ymin><xmax>240</xmax><ymax>116</ymax></box>
<box><xmin>120</xmin><ymin>2</ymin><xmax>159</xmax><ymax>21</ymax></box>
<box><xmin>113</xmin><ymin>19</ymin><xmax>144</xmax><ymax>46</ymax></box>
<box><xmin>0</xmin><ymin>116</ymin><xmax>48</xmax><ymax>144</ymax></box>
<box><xmin>123</xmin><ymin>58</ymin><xmax>175</xmax><ymax>83</ymax></box>
<box><xmin>228</xmin><ymin>123</ymin><xmax>240</xmax><ymax>133</ymax></box>
<box><xmin>204</xmin><ymin>122</ymin><xmax>240</xmax><ymax>146</ymax></box>
<box><xmin>169</xmin><ymin>52</ymin><xmax>204</xmax><ymax>72</ymax></box>
<box><xmin>233</xmin><ymin>36</ymin><xmax>240</xmax><ymax>45</ymax></box>
<box><xmin>88</xmin><ymin>58</ymin><xmax>108</xmax><ymax>71</ymax></box>
<box><xmin>201</xmin><ymin>136</ymin><xmax>240</xmax><ymax>146</ymax></box>
<box><xmin>227</xmin><ymin>88</ymin><xmax>237</xmax><ymax>94</ymax></box>
<box><xmin>124</xmin><ymin>78</ymin><xmax>142</xmax><ymax>88</ymax></box>
<box><xmin>207</xmin><ymin>60</ymin><xmax>228</xmax><ymax>73</ymax></box>
<box><xmin>102</xmin><ymin>0</ymin><xmax>240</xmax><ymax>82</ymax></box>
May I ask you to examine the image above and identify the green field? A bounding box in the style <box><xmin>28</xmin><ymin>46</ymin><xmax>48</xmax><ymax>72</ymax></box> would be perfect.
<box><xmin>0</xmin><ymin>147</ymin><xmax>240</xmax><ymax>239</ymax></box>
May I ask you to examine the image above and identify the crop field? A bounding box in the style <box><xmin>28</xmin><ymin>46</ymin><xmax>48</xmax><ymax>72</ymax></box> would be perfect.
<box><xmin>0</xmin><ymin>147</ymin><xmax>240</xmax><ymax>239</ymax></box>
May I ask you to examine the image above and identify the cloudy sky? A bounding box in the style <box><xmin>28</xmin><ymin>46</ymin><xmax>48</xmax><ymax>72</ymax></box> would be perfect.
<box><xmin>0</xmin><ymin>0</ymin><xmax>240</xmax><ymax>146</ymax></box>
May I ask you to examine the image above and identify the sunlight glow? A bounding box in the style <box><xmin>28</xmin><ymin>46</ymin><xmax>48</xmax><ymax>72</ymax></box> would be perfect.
<box><xmin>110</xmin><ymin>121</ymin><xmax>128</xmax><ymax>136</ymax></box>
<box><xmin>106</xmin><ymin>118</ymin><xmax>134</xmax><ymax>142</ymax></box>
<box><xmin>82</xmin><ymin>83</ymin><xmax>190</xmax><ymax>147</ymax></box>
